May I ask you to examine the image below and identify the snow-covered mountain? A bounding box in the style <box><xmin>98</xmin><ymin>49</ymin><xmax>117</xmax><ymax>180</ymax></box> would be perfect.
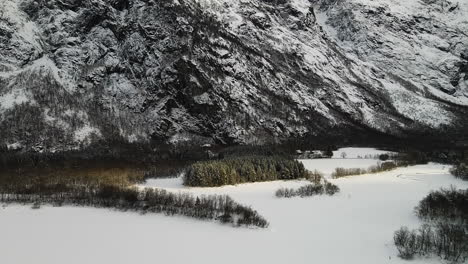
<box><xmin>0</xmin><ymin>0</ymin><xmax>467</xmax><ymax>151</ymax></box>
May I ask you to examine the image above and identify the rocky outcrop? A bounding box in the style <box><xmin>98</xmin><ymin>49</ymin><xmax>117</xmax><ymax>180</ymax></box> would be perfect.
<box><xmin>0</xmin><ymin>0</ymin><xmax>467</xmax><ymax>151</ymax></box>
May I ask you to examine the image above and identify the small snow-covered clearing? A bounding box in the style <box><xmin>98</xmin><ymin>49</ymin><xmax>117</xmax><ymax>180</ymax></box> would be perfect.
<box><xmin>2</xmin><ymin>160</ymin><xmax>467</xmax><ymax>264</ymax></box>
<box><xmin>331</xmin><ymin>147</ymin><xmax>395</xmax><ymax>159</ymax></box>
<box><xmin>299</xmin><ymin>158</ymin><xmax>381</xmax><ymax>177</ymax></box>
<box><xmin>299</xmin><ymin>147</ymin><xmax>395</xmax><ymax>177</ymax></box>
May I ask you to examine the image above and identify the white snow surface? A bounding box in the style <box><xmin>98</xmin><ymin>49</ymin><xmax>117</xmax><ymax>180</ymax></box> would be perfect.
<box><xmin>0</xmin><ymin>89</ymin><xmax>30</xmax><ymax>110</ymax></box>
<box><xmin>2</xmin><ymin>161</ymin><xmax>468</xmax><ymax>264</ymax></box>
<box><xmin>299</xmin><ymin>147</ymin><xmax>395</xmax><ymax>177</ymax></box>
<box><xmin>299</xmin><ymin>158</ymin><xmax>383</xmax><ymax>177</ymax></box>
<box><xmin>331</xmin><ymin>147</ymin><xmax>395</xmax><ymax>159</ymax></box>
<box><xmin>73</xmin><ymin>125</ymin><xmax>101</xmax><ymax>142</ymax></box>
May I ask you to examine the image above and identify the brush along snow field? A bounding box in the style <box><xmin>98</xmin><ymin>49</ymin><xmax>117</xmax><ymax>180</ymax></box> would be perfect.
<box><xmin>1</xmin><ymin>149</ymin><xmax>467</xmax><ymax>264</ymax></box>
<box><xmin>299</xmin><ymin>147</ymin><xmax>395</xmax><ymax>177</ymax></box>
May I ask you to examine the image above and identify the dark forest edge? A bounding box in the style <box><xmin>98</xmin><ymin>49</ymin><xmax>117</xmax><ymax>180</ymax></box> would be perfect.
<box><xmin>2</xmin><ymin>134</ymin><xmax>468</xmax><ymax>171</ymax></box>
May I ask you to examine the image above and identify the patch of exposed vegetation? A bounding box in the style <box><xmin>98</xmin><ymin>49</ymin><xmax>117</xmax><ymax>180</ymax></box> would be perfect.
<box><xmin>275</xmin><ymin>181</ymin><xmax>340</xmax><ymax>198</ymax></box>
<box><xmin>450</xmin><ymin>163</ymin><xmax>468</xmax><ymax>181</ymax></box>
<box><xmin>331</xmin><ymin>161</ymin><xmax>405</xmax><ymax>178</ymax></box>
<box><xmin>394</xmin><ymin>187</ymin><xmax>468</xmax><ymax>262</ymax></box>
<box><xmin>275</xmin><ymin>170</ymin><xmax>339</xmax><ymax>198</ymax></box>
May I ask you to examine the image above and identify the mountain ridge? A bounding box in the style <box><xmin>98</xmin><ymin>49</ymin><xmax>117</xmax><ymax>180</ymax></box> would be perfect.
<box><xmin>0</xmin><ymin>0</ymin><xmax>467</xmax><ymax>152</ymax></box>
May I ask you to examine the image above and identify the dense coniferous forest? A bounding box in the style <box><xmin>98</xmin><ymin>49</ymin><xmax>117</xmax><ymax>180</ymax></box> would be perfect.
<box><xmin>184</xmin><ymin>156</ymin><xmax>310</xmax><ymax>187</ymax></box>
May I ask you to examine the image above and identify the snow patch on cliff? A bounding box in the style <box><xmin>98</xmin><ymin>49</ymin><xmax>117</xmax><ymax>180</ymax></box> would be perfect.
<box><xmin>0</xmin><ymin>0</ymin><xmax>43</xmax><ymax>52</ymax></box>
<box><xmin>43</xmin><ymin>108</ymin><xmax>72</xmax><ymax>131</ymax></box>
<box><xmin>74</xmin><ymin>125</ymin><xmax>101</xmax><ymax>142</ymax></box>
<box><xmin>290</xmin><ymin>0</ymin><xmax>311</xmax><ymax>14</ymax></box>
<box><xmin>0</xmin><ymin>89</ymin><xmax>31</xmax><ymax>110</ymax></box>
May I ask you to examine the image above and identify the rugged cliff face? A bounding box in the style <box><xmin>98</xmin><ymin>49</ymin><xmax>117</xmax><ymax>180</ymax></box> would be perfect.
<box><xmin>0</xmin><ymin>0</ymin><xmax>467</xmax><ymax>151</ymax></box>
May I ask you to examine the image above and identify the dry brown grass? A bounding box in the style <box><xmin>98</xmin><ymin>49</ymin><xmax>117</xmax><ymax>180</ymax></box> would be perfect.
<box><xmin>331</xmin><ymin>161</ymin><xmax>403</xmax><ymax>179</ymax></box>
<box><xmin>0</xmin><ymin>165</ymin><xmax>145</xmax><ymax>189</ymax></box>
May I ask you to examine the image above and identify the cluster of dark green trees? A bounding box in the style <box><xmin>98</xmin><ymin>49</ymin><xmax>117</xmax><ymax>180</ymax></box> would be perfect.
<box><xmin>275</xmin><ymin>181</ymin><xmax>339</xmax><ymax>198</ymax></box>
<box><xmin>394</xmin><ymin>187</ymin><xmax>468</xmax><ymax>262</ymax></box>
<box><xmin>184</xmin><ymin>156</ymin><xmax>309</xmax><ymax>187</ymax></box>
<box><xmin>0</xmin><ymin>185</ymin><xmax>268</xmax><ymax>228</ymax></box>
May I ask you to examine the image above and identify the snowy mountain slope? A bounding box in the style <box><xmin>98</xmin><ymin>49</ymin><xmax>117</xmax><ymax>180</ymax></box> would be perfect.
<box><xmin>316</xmin><ymin>0</ymin><xmax>468</xmax><ymax>126</ymax></box>
<box><xmin>0</xmin><ymin>0</ymin><xmax>467</xmax><ymax>151</ymax></box>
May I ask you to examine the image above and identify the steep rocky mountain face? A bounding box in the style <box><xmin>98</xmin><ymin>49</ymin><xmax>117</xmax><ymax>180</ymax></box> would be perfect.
<box><xmin>0</xmin><ymin>0</ymin><xmax>467</xmax><ymax>151</ymax></box>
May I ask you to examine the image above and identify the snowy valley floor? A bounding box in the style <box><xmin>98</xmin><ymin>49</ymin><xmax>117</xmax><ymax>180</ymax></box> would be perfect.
<box><xmin>1</xmin><ymin>160</ymin><xmax>468</xmax><ymax>263</ymax></box>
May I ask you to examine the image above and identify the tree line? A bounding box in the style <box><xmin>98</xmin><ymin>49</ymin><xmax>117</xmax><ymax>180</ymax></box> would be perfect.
<box><xmin>0</xmin><ymin>184</ymin><xmax>269</xmax><ymax>228</ymax></box>
<box><xmin>331</xmin><ymin>161</ymin><xmax>403</xmax><ymax>178</ymax></box>
<box><xmin>184</xmin><ymin>156</ymin><xmax>310</xmax><ymax>187</ymax></box>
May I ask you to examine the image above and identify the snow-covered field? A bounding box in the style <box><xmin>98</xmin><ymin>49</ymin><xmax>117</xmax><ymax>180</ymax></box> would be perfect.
<box><xmin>1</xmin><ymin>149</ymin><xmax>467</xmax><ymax>264</ymax></box>
<box><xmin>300</xmin><ymin>147</ymin><xmax>395</xmax><ymax>177</ymax></box>
<box><xmin>299</xmin><ymin>158</ymin><xmax>381</xmax><ymax>177</ymax></box>
<box><xmin>331</xmin><ymin>147</ymin><xmax>394</xmax><ymax>159</ymax></box>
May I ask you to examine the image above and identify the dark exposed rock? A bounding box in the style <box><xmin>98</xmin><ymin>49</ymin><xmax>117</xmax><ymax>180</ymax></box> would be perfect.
<box><xmin>0</xmin><ymin>0</ymin><xmax>467</xmax><ymax>151</ymax></box>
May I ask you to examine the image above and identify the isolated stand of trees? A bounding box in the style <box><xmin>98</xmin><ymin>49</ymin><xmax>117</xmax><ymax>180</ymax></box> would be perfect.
<box><xmin>275</xmin><ymin>180</ymin><xmax>340</xmax><ymax>198</ymax></box>
<box><xmin>0</xmin><ymin>185</ymin><xmax>269</xmax><ymax>228</ymax></box>
<box><xmin>450</xmin><ymin>162</ymin><xmax>468</xmax><ymax>180</ymax></box>
<box><xmin>393</xmin><ymin>187</ymin><xmax>468</xmax><ymax>262</ymax></box>
<box><xmin>184</xmin><ymin>156</ymin><xmax>310</xmax><ymax>187</ymax></box>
